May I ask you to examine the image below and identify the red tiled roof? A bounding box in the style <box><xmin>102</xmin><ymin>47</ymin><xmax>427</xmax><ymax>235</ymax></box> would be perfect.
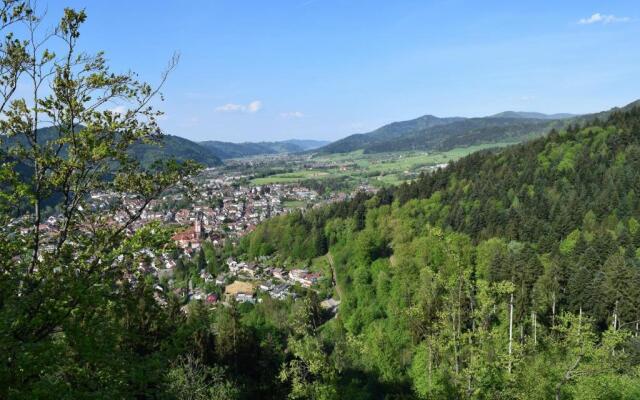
<box><xmin>172</xmin><ymin>228</ymin><xmax>197</xmax><ymax>241</ymax></box>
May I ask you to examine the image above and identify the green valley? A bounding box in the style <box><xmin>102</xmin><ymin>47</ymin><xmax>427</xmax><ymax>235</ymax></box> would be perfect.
<box><xmin>250</xmin><ymin>142</ymin><xmax>517</xmax><ymax>188</ymax></box>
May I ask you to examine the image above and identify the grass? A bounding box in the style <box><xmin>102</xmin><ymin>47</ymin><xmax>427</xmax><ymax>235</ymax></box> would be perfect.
<box><xmin>251</xmin><ymin>170</ymin><xmax>332</xmax><ymax>185</ymax></box>
<box><xmin>282</xmin><ymin>200</ymin><xmax>306</xmax><ymax>209</ymax></box>
<box><xmin>250</xmin><ymin>142</ymin><xmax>517</xmax><ymax>186</ymax></box>
<box><xmin>310</xmin><ymin>255</ymin><xmax>330</xmax><ymax>273</ymax></box>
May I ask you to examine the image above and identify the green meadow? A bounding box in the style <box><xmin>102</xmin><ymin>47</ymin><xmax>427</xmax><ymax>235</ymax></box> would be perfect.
<box><xmin>250</xmin><ymin>141</ymin><xmax>517</xmax><ymax>187</ymax></box>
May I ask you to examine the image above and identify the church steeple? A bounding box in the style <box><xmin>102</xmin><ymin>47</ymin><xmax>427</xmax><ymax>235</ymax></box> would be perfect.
<box><xmin>194</xmin><ymin>211</ymin><xmax>204</xmax><ymax>239</ymax></box>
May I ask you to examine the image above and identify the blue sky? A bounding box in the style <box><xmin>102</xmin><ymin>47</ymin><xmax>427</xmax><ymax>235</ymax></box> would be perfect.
<box><xmin>48</xmin><ymin>0</ymin><xmax>640</xmax><ymax>142</ymax></box>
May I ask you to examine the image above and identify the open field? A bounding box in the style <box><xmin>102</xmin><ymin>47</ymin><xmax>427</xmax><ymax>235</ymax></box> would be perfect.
<box><xmin>251</xmin><ymin>170</ymin><xmax>330</xmax><ymax>185</ymax></box>
<box><xmin>282</xmin><ymin>200</ymin><xmax>307</xmax><ymax>209</ymax></box>
<box><xmin>250</xmin><ymin>141</ymin><xmax>517</xmax><ymax>187</ymax></box>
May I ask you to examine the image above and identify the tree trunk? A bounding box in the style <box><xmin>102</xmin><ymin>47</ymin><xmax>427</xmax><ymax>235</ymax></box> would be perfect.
<box><xmin>579</xmin><ymin>307</ymin><xmax>582</xmax><ymax>333</ymax></box>
<box><xmin>508</xmin><ymin>292</ymin><xmax>514</xmax><ymax>374</ymax></box>
<box><xmin>552</xmin><ymin>292</ymin><xmax>556</xmax><ymax>327</ymax></box>
<box><xmin>453</xmin><ymin>312</ymin><xmax>459</xmax><ymax>374</ymax></box>
<box><xmin>532</xmin><ymin>311</ymin><xmax>537</xmax><ymax>345</ymax></box>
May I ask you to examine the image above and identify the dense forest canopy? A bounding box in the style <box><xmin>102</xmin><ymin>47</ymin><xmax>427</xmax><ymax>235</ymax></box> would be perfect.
<box><xmin>239</xmin><ymin>107</ymin><xmax>640</xmax><ymax>398</ymax></box>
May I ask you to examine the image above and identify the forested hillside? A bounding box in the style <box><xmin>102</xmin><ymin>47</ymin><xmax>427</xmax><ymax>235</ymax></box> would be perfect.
<box><xmin>318</xmin><ymin>115</ymin><xmax>465</xmax><ymax>154</ymax></box>
<box><xmin>2</xmin><ymin>130</ymin><xmax>221</xmax><ymax>216</ymax></box>
<box><xmin>490</xmin><ymin>111</ymin><xmax>576</xmax><ymax>120</ymax></box>
<box><xmin>239</xmin><ymin>106</ymin><xmax>640</xmax><ymax>398</ymax></box>
<box><xmin>130</xmin><ymin>134</ymin><xmax>223</xmax><ymax>167</ymax></box>
<box><xmin>3</xmin><ymin>128</ymin><xmax>223</xmax><ymax>168</ymax></box>
<box><xmin>364</xmin><ymin>116</ymin><xmax>556</xmax><ymax>153</ymax></box>
<box><xmin>317</xmin><ymin>112</ymin><xmax>564</xmax><ymax>154</ymax></box>
<box><xmin>200</xmin><ymin>139</ymin><xmax>329</xmax><ymax>159</ymax></box>
<box><xmin>317</xmin><ymin>101</ymin><xmax>640</xmax><ymax>155</ymax></box>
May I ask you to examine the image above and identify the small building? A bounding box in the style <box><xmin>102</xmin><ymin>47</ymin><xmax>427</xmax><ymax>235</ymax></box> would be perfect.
<box><xmin>259</xmin><ymin>281</ymin><xmax>274</xmax><ymax>292</ymax></box>
<box><xmin>236</xmin><ymin>293</ymin><xmax>256</xmax><ymax>304</ymax></box>
<box><xmin>172</xmin><ymin>227</ymin><xmax>201</xmax><ymax>250</ymax></box>
<box><xmin>224</xmin><ymin>281</ymin><xmax>256</xmax><ymax>302</ymax></box>
<box><xmin>215</xmin><ymin>274</ymin><xmax>227</xmax><ymax>286</ymax></box>
<box><xmin>240</xmin><ymin>262</ymin><xmax>258</xmax><ymax>277</ymax></box>
<box><xmin>227</xmin><ymin>258</ymin><xmax>240</xmax><ymax>274</ymax></box>
<box><xmin>289</xmin><ymin>269</ymin><xmax>321</xmax><ymax>288</ymax></box>
<box><xmin>271</xmin><ymin>283</ymin><xmax>291</xmax><ymax>300</ymax></box>
<box><xmin>200</xmin><ymin>271</ymin><xmax>213</xmax><ymax>282</ymax></box>
<box><xmin>172</xmin><ymin>217</ymin><xmax>205</xmax><ymax>250</ymax></box>
<box><xmin>206</xmin><ymin>293</ymin><xmax>219</xmax><ymax>304</ymax></box>
<box><xmin>272</xmin><ymin>268</ymin><xmax>285</xmax><ymax>280</ymax></box>
<box><xmin>320</xmin><ymin>298</ymin><xmax>341</xmax><ymax>314</ymax></box>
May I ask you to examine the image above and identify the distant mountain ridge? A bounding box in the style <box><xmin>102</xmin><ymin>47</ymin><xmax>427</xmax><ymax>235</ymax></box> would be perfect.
<box><xmin>318</xmin><ymin>113</ymin><xmax>560</xmax><ymax>154</ymax></box>
<box><xmin>199</xmin><ymin>139</ymin><xmax>329</xmax><ymax>159</ymax></box>
<box><xmin>316</xmin><ymin>101</ymin><xmax>640</xmax><ymax>154</ymax></box>
<box><xmin>318</xmin><ymin>115</ymin><xmax>464</xmax><ymax>154</ymax></box>
<box><xmin>1</xmin><ymin>128</ymin><xmax>224</xmax><ymax>168</ymax></box>
<box><xmin>280</xmin><ymin>139</ymin><xmax>330</xmax><ymax>151</ymax></box>
<box><xmin>129</xmin><ymin>135</ymin><xmax>223</xmax><ymax>167</ymax></box>
<box><xmin>490</xmin><ymin>111</ymin><xmax>577</xmax><ymax>120</ymax></box>
<box><xmin>1</xmin><ymin>130</ymin><xmax>223</xmax><ymax>211</ymax></box>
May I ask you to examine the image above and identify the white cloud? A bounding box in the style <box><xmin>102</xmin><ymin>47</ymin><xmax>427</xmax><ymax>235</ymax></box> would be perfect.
<box><xmin>280</xmin><ymin>111</ymin><xmax>304</xmax><ymax>119</ymax></box>
<box><xmin>215</xmin><ymin>100</ymin><xmax>262</xmax><ymax>113</ymax></box>
<box><xmin>247</xmin><ymin>100</ymin><xmax>262</xmax><ymax>113</ymax></box>
<box><xmin>578</xmin><ymin>13</ymin><xmax>630</xmax><ymax>25</ymax></box>
<box><xmin>215</xmin><ymin>103</ymin><xmax>245</xmax><ymax>112</ymax></box>
<box><xmin>110</xmin><ymin>105</ymin><xmax>127</xmax><ymax>115</ymax></box>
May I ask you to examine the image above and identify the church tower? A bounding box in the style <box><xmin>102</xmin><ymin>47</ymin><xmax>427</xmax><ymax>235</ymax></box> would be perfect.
<box><xmin>194</xmin><ymin>212</ymin><xmax>204</xmax><ymax>239</ymax></box>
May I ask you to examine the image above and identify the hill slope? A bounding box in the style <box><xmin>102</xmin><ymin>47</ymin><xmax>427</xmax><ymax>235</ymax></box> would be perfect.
<box><xmin>200</xmin><ymin>139</ymin><xmax>329</xmax><ymax>159</ymax></box>
<box><xmin>317</xmin><ymin>112</ymin><xmax>566</xmax><ymax>154</ymax></box>
<box><xmin>318</xmin><ymin>100</ymin><xmax>640</xmax><ymax>155</ymax></box>
<box><xmin>317</xmin><ymin>105</ymin><xmax>640</xmax><ymax>155</ymax></box>
<box><xmin>318</xmin><ymin>115</ymin><xmax>464</xmax><ymax>154</ymax></box>
<box><xmin>130</xmin><ymin>135</ymin><xmax>222</xmax><ymax>167</ymax></box>
<box><xmin>2</xmin><ymin>128</ymin><xmax>223</xmax><ymax>168</ymax></box>
<box><xmin>239</xmin><ymin>105</ymin><xmax>640</xmax><ymax>398</ymax></box>
<box><xmin>364</xmin><ymin>116</ymin><xmax>557</xmax><ymax>152</ymax></box>
<box><xmin>490</xmin><ymin>111</ymin><xmax>576</xmax><ymax>119</ymax></box>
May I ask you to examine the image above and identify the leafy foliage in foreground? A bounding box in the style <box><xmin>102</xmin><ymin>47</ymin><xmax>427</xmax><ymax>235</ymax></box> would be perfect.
<box><xmin>0</xmin><ymin>4</ymin><xmax>208</xmax><ymax>398</ymax></box>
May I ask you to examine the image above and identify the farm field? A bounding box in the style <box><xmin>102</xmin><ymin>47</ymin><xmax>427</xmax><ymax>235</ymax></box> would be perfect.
<box><xmin>281</xmin><ymin>200</ymin><xmax>307</xmax><ymax>209</ymax></box>
<box><xmin>251</xmin><ymin>169</ymin><xmax>329</xmax><ymax>185</ymax></box>
<box><xmin>250</xmin><ymin>141</ymin><xmax>517</xmax><ymax>188</ymax></box>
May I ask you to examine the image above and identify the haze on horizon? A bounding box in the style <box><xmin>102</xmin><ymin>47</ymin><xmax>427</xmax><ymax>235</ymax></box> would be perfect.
<box><xmin>54</xmin><ymin>0</ymin><xmax>640</xmax><ymax>143</ymax></box>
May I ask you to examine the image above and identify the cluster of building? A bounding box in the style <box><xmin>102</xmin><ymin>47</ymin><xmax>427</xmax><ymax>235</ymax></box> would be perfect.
<box><xmin>11</xmin><ymin>164</ymin><xmax>340</xmax><ymax>311</ymax></box>
<box><xmin>222</xmin><ymin>258</ymin><xmax>322</xmax><ymax>303</ymax></box>
<box><xmin>155</xmin><ymin>256</ymin><xmax>324</xmax><ymax>307</ymax></box>
<box><xmin>140</xmin><ymin>178</ymin><xmax>322</xmax><ymax>256</ymax></box>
